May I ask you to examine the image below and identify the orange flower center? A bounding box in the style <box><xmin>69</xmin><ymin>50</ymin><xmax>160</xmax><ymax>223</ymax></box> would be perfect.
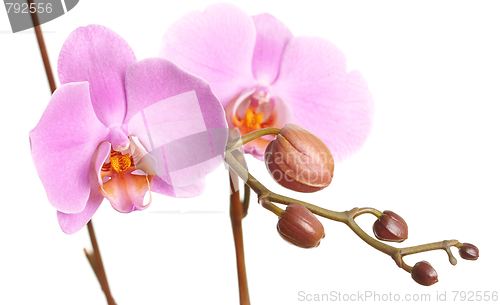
<box><xmin>110</xmin><ymin>153</ymin><xmax>132</xmax><ymax>173</ymax></box>
<box><xmin>102</xmin><ymin>150</ymin><xmax>135</xmax><ymax>175</ymax></box>
<box><xmin>243</xmin><ymin>109</ymin><xmax>265</xmax><ymax>130</ymax></box>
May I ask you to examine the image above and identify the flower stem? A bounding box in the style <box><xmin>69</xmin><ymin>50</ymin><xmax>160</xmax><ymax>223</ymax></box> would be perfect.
<box><xmin>28</xmin><ymin>0</ymin><xmax>56</xmax><ymax>93</ymax></box>
<box><xmin>226</xmin><ymin>127</ymin><xmax>281</xmax><ymax>151</ymax></box>
<box><xmin>84</xmin><ymin>220</ymin><xmax>116</xmax><ymax>305</ymax></box>
<box><xmin>29</xmin><ymin>8</ymin><xmax>116</xmax><ymax>303</ymax></box>
<box><xmin>259</xmin><ymin>197</ymin><xmax>283</xmax><ymax>217</ymax></box>
<box><xmin>229</xmin><ymin>169</ymin><xmax>250</xmax><ymax>305</ymax></box>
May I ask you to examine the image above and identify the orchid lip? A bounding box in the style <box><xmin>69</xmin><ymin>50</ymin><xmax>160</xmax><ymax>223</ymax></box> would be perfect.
<box><xmin>95</xmin><ymin>135</ymin><xmax>157</xmax><ymax>213</ymax></box>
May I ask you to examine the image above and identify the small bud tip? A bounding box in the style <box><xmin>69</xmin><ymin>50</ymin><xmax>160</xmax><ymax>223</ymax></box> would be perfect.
<box><xmin>459</xmin><ymin>243</ymin><xmax>479</xmax><ymax>261</ymax></box>
<box><xmin>277</xmin><ymin>203</ymin><xmax>325</xmax><ymax>249</ymax></box>
<box><xmin>373</xmin><ymin>210</ymin><xmax>408</xmax><ymax>242</ymax></box>
<box><xmin>411</xmin><ymin>261</ymin><xmax>438</xmax><ymax>286</ymax></box>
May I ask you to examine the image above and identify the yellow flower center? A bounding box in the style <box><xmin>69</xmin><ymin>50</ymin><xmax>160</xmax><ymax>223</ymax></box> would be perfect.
<box><xmin>241</xmin><ymin>108</ymin><xmax>265</xmax><ymax>130</ymax></box>
<box><xmin>109</xmin><ymin>153</ymin><xmax>132</xmax><ymax>173</ymax></box>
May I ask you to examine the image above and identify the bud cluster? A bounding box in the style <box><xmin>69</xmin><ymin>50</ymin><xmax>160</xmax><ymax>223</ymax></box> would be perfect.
<box><xmin>250</xmin><ymin>123</ymin><xmax>480</xmax><ymax>287</ymax></box>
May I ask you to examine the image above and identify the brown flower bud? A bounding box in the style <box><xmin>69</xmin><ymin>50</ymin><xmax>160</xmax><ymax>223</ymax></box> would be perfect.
<box><xmin>277</xmin><ymin>203</ymin><xmax>325</xmax><ymax>248</ymax></box>
<box><xmin>372</xmin><ymin>210</ymin><xmax>408</xmax><ymax>242</ymax></box>
<box><xmin>411</xmin><ymin>261</ymin><xmax>438</xmax><ymax>286</ymax></box>
<box><xmin>459</xmin><ymin>243</ymin><xmax>479</xmax><ymax>260</ymax></box>
<box><xmin>265</xmin><ymin>124</ymin><xmax>334</xmax><ymax>193</ymax></box>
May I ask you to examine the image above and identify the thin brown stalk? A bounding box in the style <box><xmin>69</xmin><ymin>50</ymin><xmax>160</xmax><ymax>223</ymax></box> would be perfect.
<box><xmin>229</xmin><ymin>169</ymin><xmax>250</xmax><ymax>305</ymax></box>
<box><xmin>28</xmin><ymin>0</ymin><xmax>56</xmax><ymax>93</ymax></box>
<box><xmin>85</xmin><ymin>220</ymin><xmax>116</xmax><ymax>305</ymax></box>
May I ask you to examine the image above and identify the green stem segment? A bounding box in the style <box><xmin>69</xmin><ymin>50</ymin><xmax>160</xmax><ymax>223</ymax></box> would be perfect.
<box><xmin>226</xmin><ymin>127</ymin><xmax>281</xmax><ymax>152</ymax></box>
<box><xmin>259</xmin><ymin>197</ymin><xmax>284</xmax><ymax>217</ymax></box>
<box><xmin>225</xmin><ymin>135</ymin><xmax>464</xmax><ymax>273</ymax></box>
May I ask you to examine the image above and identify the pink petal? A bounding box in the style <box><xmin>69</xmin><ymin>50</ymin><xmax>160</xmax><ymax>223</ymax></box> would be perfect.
<box><xmin>57</xmin><ymin>147</ymin><xmax>106</xmax><ymax>235</ymax></box>
<box><xmin>225</xmin><ymin>88</ymin><xmax>255</xmax><ymax>129</ymax></box>
<box><xmin>29</xmin><ymin>82</ymin><xmax>109</xmax><ymax>213</ymax></box>
<box><xmin>160</xmin><ymin>3</ymin><xmax>256</xmax><ymax>107</ymax></box>
<box><xmin>57</xmin><ymin>187</ymin><xmax>103</xmax><ymax>235</ymax></box>
<box><xmin>94</xmin><ymin>142</ymin><xmax>111</xmax><ymax>188</ymax></box>
<box><xmin>151</xmin><ymin>176</ymin><xmax>206</xmax><ymax>198</ymax></box>
<box><xmin>125</xmin><ymin>58</ymin><xmax>228</xmax><ymax>188</ymax></box>
<box><xmin>272</xmin><ymin>37</ymin><xmax>374</xmax><ymax>162</ymax></box>
<box><xmin>57</xmin><ymin>24</ymin><xmax>136</xmax><ymax>127</ymax></box>
<box><xmin>251</xmin><ymin>14</ymin><xmax>293</xmax><ymax>85</ymax></box>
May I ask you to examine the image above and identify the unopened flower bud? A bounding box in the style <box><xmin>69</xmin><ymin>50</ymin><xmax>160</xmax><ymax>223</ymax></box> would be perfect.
<box><xmin>411</xmin><ymin>261</ymin><xmax>438</xmax><ymax>286</ymax></box>
<box><xmin>373</xmin><ymin>210</ymin><xmax>408</xmax><ymax>242</ymax></box>
<box><xmin>277</xmin><ymin>203</ymin><xmax>325</xmax><ymax>248</ymax></box>
<box><xmin>459</xmin><ymin>243</ymin><xmax>479</xmax><ymax>260</ymax></box>
<box><xmin>265</xmin><ymin>124</ymin><xmax>334</xmax><ymax>193</ymax></box>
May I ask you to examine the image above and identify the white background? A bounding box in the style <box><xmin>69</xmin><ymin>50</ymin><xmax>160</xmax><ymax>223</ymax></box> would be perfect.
<box><xmin>1</xmin><ymin>0</ymin><xmax>499</xmax><ymax>304</ymax></box>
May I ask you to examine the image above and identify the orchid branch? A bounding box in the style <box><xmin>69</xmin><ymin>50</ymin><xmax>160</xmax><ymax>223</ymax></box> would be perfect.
<box><xmin>225</xmin><ymin>134</ymin><xmax>476</xmax><ymax>283</ymax></box>
<box><xmin>226</xmin><ymin>127</ymin><xmax>281</xmax><ymax>151</ymax></box>
<box><xmin>85</xmin><ymin>221</ymin><xmax>116</xmax><ymax>305</ymax></box>
<box><xmin>228</xmin><ymin>146</ymin><xmax>251</xmax><ymax>305</ymax></box>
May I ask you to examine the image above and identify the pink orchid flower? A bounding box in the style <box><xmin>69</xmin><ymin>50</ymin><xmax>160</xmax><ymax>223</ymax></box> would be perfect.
<box><xmin>30</xmin><ymin>25</ymin><xmax>228</xmax><ymax>234</ymax></box>
<box><xmin>160</xmin><ymin>3</ymin><xmax>374</xmax><ymax>161</ymax></box>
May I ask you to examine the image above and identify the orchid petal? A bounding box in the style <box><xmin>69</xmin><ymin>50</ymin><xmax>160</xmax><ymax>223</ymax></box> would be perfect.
<box><xmin>29</xmin><ymin>82</ymin><xmax>109</xmax><ymax>213</ymax></box>
<box><xmin>151</xmin><ymin>176</ymin><xmax>206</xmax><ymax>198</ymax></box>
<box><xmin>129</xmin><ymin>135</ymin><xmax>157</xmax><ymax>176</ymax></box>
<box><xmin>251</xmin><ymin>13</ymin><xmax>293</xmax><ymax>85</ymax></box>
<box><xmin>100</xmin><ymin>169</ymin><xmax>152</xmax><ymax>213</ymax></box>
<box><xmin>94</xmin><ymin>142</ymin><xmax>111</xmax><ymax>188</ymax></box>
<box><xmin>57</xmin><ymin>24</ymin><xmax>136</xmax><ymax>127</ymax></box>
<box><xmin>270</xmin><ymin>96</ymin><xmax>293</xmax><ymax>132</ymax></box>
<box><xmin>160</xmin><ymin>3</ymin><xmax>256</xmax><ymax>107</ymax></box>
<box><xmin>272</xmin><ymin>37</ymin><xmax>374</xmax><ymax>162</ymax></box>
<box><xmin>57</xmin><ymin>186</ymin><xmax>103</xmax><ymax>235</ymax></box>
<box><xmin>125</xmin><ymin>58</ymin><xmax>228</xmax><ymax>189</ymax></box>
<box><xmin>57</xmin><ymin>144</ymin><xmax>105</xmax><ymax>235</ymax></box>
